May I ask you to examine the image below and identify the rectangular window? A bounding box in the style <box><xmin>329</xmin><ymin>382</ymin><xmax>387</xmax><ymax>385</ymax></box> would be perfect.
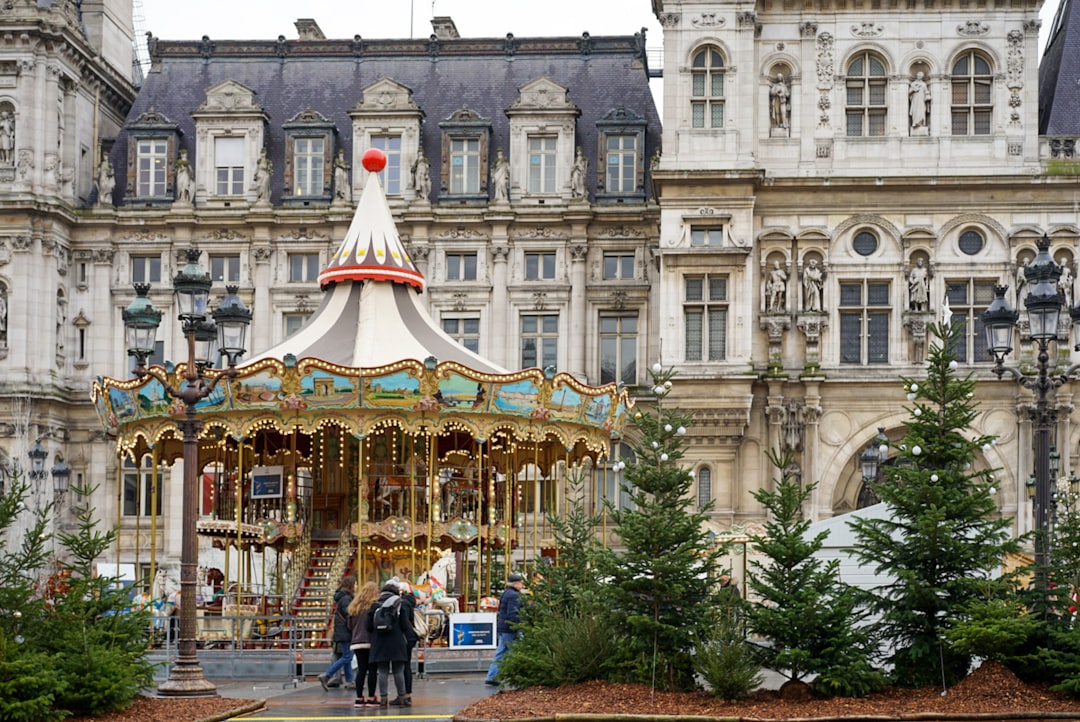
<box><xmin>210</xmin><ymin>255</ymin><xmax>240</xmax><ymax>283</ymax></box>
<box><xmin>603</xmin><ymin>252</ymin><xmax>635</xmax><ymax>280</ymax></box>
<box><xmin>527</xmin><ymin>136</ymin><xmax>557</xmax><ymax>194</ymax></box>
<box><xmin>525</xmin><ymin>252</ymin><xmax>556</xmax><ymax>281</ymax></box>
<box><xmin>449</xmin><ymin>138</ymin><xmax>480</xmax><ymax>195</ymax></box>
<box><xmin>683</xmin><ymin>276</ymin><xmax>727</xmax><ymax>362</ymax></box>
<box><xmin>214</xmin><ymin>137</ymin><xmax>245</xmax><ymax>196</ymax></box>
<box><xmin>288</xmin><ymin>253</ymin><xmax>320</xmax><ymax>282</ymax></box>
<box><xmin>122</xmin><ymin>457</ymin><xmax>163</xmax><ymax>517</ymax></box>
<box><xmin>442</xmin><ymin>317</ymin><xmax>480</xmax><ymax>353</ymax></box>
<box><xmin>521</xmin><ymin>313</ymin><xmax>558</xmax><ymax>369</ymax></box>
<box><xmin>131</xmin><ymin>255</ymin><xmax>161</xmax><ymax>283</ymax></box>
<box><xmin>599</xmin><ymin>314</ymin><xmax>638</xmax><ymax>385</ymax></box>
<box><xmin>293</xmin><ymin>137</ymin><xmax>325</xmax><ymax>196</ymax></box>
<box><xmin>839</xmin><ymin>281</ymin><xmax>890</xmax><ymax>364</ymax></box>
<box><xmin>946</xmin><ymin>280</ymin><xmax>995</xmax><ymax>363</ymax></box>
<box><xmin>283</xmin><ymin>313</ymin><xmax>311</xmax><ymax>338</ymax></box>
<box><xmin>605</xmin><ymin>135</ymin><xmax>637</xmax><ymax>193</ymax></box>
<box><xmin>135</xmin><ymin>139</ymin><xmax>168</xmax><ymax>197</ymax></box>
<box><xmin>690</xmin><ymin>226</ymin><xmax>723</xmax><ymax>247</ymax></box>
<box><xmin>371</xmin><ymin>135</ymin><xmax>402</xmax><ymax>194</ymax></box>
<box><xmin>446</xmin><ymin>253</ymin><xmax>478</xmax><ymax>282</ymax></box>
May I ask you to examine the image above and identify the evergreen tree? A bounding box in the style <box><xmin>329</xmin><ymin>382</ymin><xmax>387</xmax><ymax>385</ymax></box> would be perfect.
<box><xmin>748</xmin><ymin>449</ymin><xmax>883</xmax><ymax>697</ymax></box>
<box><xmin>605</xmin><ymin>365</ymin><xmax>727</xmax><ymax>692</ymax></box>
<box><xmin>849</xmin><ymin>322</ymin><xmax>1021</xmax><ymax>688</ymax></box>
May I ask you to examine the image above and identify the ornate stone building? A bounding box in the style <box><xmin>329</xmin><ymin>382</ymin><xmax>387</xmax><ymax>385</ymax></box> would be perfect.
<box><xmin>650</xmin><ymin>0</ymin><xmax>1080</xmax><ymax>538</ymax></box>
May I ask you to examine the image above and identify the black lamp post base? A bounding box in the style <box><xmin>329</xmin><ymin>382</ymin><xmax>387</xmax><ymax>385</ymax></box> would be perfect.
<box><xmin>156</xmin><ymin>662</ymin><xmax>218</xmax><ymax>697</ymax></box>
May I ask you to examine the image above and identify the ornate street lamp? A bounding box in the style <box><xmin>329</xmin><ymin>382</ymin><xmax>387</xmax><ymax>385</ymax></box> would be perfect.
<box><xmin>122</xmin><ymin>248</ymin><xmax>251</xmax><ymax>697</ymax></box>
<box><xmin>980</xmin><ymin>234</ymin><xmax>1080</xmax><ymax>604</ymax></box>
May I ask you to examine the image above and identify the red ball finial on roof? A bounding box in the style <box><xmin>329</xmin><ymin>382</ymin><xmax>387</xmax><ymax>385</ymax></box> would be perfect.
<box><xmin>362</xmin><ymin>148</ymin><xmax>387</xmax><ymax>172</ymax></box>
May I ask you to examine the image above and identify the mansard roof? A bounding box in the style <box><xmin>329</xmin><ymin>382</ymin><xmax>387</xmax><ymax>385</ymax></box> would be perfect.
<box><xmin>114</xmin><ymin>29</ymin><xmax>659</xmax><ymax>203</ymax></box>
<box><xmin>1040</xmin><ymin>0</ymin><xmax>1080</xmax><ymax>135</ymax></box>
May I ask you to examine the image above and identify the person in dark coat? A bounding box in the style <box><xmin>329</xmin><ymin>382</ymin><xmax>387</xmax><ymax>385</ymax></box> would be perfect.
<box><xmin>319</xmin><ymin>575</ymin><xmax>356</xmax><ymax>690</ymax></box>
<box><xmin>347</xmin><ymin>581</ymin><xmax>381</xmax><ymax>708</ymax></box>
<box><xmin>485</xmin><ymin>572</ymin><xmax>525</xmax><ymax>685</ymax></box>
<box><xmin>397</xmin><ymin>580</ymin><xmax>421</xmax><ymax>698</ymax></box>
<box><xmin>368</xmin><ymin>581</ymin><xmax>411</xmax><ymax>707</ymax></box>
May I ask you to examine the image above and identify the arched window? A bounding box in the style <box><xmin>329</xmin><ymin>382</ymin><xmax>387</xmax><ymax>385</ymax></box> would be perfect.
<box><xmin>691</xmin><ymin>47</ymin><xmax>725</xmax><ymax>129</ymax></box>
<box><xmin>951</xmin><ymin>50</ymin><xmax>992</xmax><ymax>135</ymax></box>
<box><xmin>697</xmin><ymin>466</ymin><xmax>712</xmax><ymax>509</ymax></box>
<box><xmin>845</xmin><ymin>51</ymin><xmax>887</xmax><ymax>137</ymax></box>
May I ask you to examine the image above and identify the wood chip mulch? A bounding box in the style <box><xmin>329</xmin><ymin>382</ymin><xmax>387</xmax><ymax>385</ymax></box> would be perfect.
<box><xmin>455</xmin><ymin>661</ymin><xmax>1080</xmax><ymax>721</ymax></box>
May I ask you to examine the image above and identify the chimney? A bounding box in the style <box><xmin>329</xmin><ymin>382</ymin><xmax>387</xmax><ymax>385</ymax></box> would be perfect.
<box><xmin>431</xmin><ymin>16</ymin><xmax>460</xmax><ymax>39</ymax></box>
<box><xmin>294</xmin><ymin>19</ymin><xmax>326</xmax><ymax>40</ymax></box>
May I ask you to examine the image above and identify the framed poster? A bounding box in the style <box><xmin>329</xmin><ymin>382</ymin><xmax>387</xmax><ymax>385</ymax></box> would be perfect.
<box><xmin>251</xmin><ymin>465</ymin><xmax>284</xmax><ymax>499</ymax></box>
<box><xmin>448</xmin><ymin>612</ymin><xmax>496</xmax><ymax>649</ymax></box>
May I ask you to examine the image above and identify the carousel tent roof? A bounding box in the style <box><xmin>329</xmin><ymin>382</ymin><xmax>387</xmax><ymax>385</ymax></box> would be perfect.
<box><xmin>245</xmin><ymin>159</ymin><xmax>507</xmax><ymax>374</ymax></box>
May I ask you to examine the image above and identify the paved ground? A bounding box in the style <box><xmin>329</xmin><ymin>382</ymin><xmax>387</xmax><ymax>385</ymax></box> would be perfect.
<box><xmin>215</xmin><ymin>672</ymin><xmax>499</xmax><ymax>721</ymax></box>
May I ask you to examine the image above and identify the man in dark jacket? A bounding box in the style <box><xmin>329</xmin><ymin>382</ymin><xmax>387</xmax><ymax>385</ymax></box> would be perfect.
<box><xmin>484</xmin><ymin>572</ymin><xmax>524</xmax><ymax>685</ymax></box>
<box><xmin>320</xmin><ymin>575</ymin><xmax>357</xmax><ymax>690</ymax></box>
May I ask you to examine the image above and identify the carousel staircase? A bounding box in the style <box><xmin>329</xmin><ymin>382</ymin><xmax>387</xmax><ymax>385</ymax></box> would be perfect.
<box><xmin>291</xmin><ymin>541</ymin><xmax>339</xmax><ymax>647</ymax></box>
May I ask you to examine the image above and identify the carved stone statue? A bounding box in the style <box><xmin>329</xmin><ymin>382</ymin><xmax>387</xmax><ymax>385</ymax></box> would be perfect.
<box><xmin>803</xmin><ymin>258</ymin><xmax>823</xmax><ymax>312</ymax></box>
<box><xmin>251</xmin><ymin>147</ymin><xmax>272</xmax><ymax>204</ymax></box>
<box><xmin>94</xmin><ymin>157</ymin><xmax>115</xmax><ymax>207</ymax></box>
<box><xmin>333</xmin><ymin>149</ymin><xmax>351</xmax><ymax>203</ymax></box>
<box><xmin>767</xmin><ymin>260</ymin><xmax>787</xmax><ymax>313</ymax></box>
<box><xmin>769</xmin><ymin>73</ymin><xmax>790</xmax><ymax>129</ymax></box>
<box><xmin>175</xmin><ymin>149</ymin><xmax>193</xmax><ymax>203</ymax></box>
<box><xmin>492</xmin><ymin>149</ymin><xmax>509</xmax><ymax>203</ymax></box>
<box><xmin>570</xmin><ymin>147</ymin><xmax>587</xmax><ymax>199</ymax></box>
<box><xmin>412</xmin><ymin>149</ymin><xmax>431</xmax><ymax>200</ymax></box>
<box><xmin>0</xmin><ymin>111</ymin><xmax>14</xmax><ymax>166</ymax></box>
<box><xmin>908</xmin><ymin>258</ymin><xmax>929</xmax><ymax>311</ymax></box>
<box><xmin>909</xmin><ymin>72</ymin><xmax>929</xmax><ymax>132</ymax></box>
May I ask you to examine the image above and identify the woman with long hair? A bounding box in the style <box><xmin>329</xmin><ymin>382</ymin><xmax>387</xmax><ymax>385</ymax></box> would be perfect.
<box><xmin>347</xmin><ymin>582</ymin><xmax>381</xmax><ymax>707</ymax></box>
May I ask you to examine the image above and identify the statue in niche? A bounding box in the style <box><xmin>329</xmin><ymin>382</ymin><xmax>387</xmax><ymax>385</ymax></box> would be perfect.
<box><xmin>907</xmin><ymin>258</ymin><xmax>929</xmax><ymax>311</ymax></box>
<box><xmin>769</xmin><ymin>73</ymin><xmax>790</xmax><ymax>129</ymax></box>
<box><xmin>251</xmin><ymin>148</ymin><xmax>272</xmax><ymax>203</ymax></box>
<box><xmin>803</xmin><ymin>258</ymin><xmax>823</xmax><ymax>312</ymax></box>
<box><xmin>766</xmin><ymin>260</ymin><xmax>787</xmax><ymax>313</ymax></box>
<box><xmin>333</xmin><ymin>150</ymin><xmax>351</xmax><ymax>203</ymax></box>
<box><xmin>0</xmin><ymin>111</ymin><xmax>14</xmax><ymax>166</ymax></box>
<box><xmin>175</xmin><ymin>149</ymin><xmax>193</xmax><ymax>203</ymax></box>
<box><xmin>909</xmin><ymin>72</ymin><xmax>929</xmax><ymax>132</ymax></box>
<box><xmin>570</xmin><ymin>147</ymin><xmax>588</xmax><ymax>199</ymax></box>
<box><xmin>412</xmin><ymin>149</ymin><xmax>431</xmax><ymax>200</ymax></box>
<box><xmin>492</xmin><ymin>149</ymin><xmax>509</xmax><ymax>203</ymax></box>
<box><xmin>94</xmin><ymin>157</ymin><xmax>115</xmax><ymax>207</ymax></box>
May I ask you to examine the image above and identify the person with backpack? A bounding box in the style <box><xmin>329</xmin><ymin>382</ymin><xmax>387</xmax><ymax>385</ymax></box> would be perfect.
<box><xmin>347</xmin><ymin>581</ymin><xmax>381</xmax><ymax>708</ymax></box>
<box><xmin>319</xmin><ymin>575</ymin><xmax>357</xmax><ymax>691</ymax></box>
<box><xmin>368</xmin><ymin>580</ymin><xmax>411</xmax><ymax>707</ymax></box>
<box><xmin>485</xmin><ymin>572</ymin><xmax>525</xmax><ymax>686</ymax></box>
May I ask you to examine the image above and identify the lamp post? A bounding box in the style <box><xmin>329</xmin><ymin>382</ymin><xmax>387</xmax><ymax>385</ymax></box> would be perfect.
<box><xmin>123</xmin><ymin>249</ymin><xmax>251</xmax><ymax>697</ymax></box>
<box><xmin>980</xmin><ymin>234</ymin><xmax>1080</xmax><ymax>602</ymax></box>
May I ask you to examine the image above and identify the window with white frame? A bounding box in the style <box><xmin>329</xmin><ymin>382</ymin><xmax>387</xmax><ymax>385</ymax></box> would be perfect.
<box><xmin>283</xmin><ymin>313</ymin><xmax>311</xmax><ymax>338</ymax></box>
<box><xmin>131</xmin><ymin>255</ymin><xmax>161</xmax><ymax>283</ymax></box>
<box><xmin>136</xmin><ymin>139</ymin><xmax>169</xmax><ymax>197</ymax></box>
<box><xmin>951</xmin><ymin>50</ymin><xmax>992</xmax><ymax>136</ymax></box>
<box><xmin>839</xmin><ymin>280</ymin><xmax>890</xmax><ymax>364</ymax></box>
<box><xmin>442</xmin><ymin>316</ymin><xmax>480</xmax><ymax>353</ymax></box>
<box><xmin>691</xmin><ymin>47</ymin><xmax>725</xmax><ymax>129</ymax></box>
<box><xmin>945</xmin><ymin>280</ymin><xmax>994</xmax><ymax>363</ymax></box>
<box><xmin>846</xmin><ymin>51</ymin><xmax>888</xmax><ymax>137</ymax></box>
<box><xmin>527</xmin><ymin>136</ymin><xmax>557</xmax><ymax>194</ymax></box>
<box><xmin>697</xmin><ymin>466</ymin><xmax>712</xmax><ymax>509</ymax></box>
<box><xmin>288</xmin><ymin>253</ymin><xmax>320</xmax><ymax>282</ymax></box>
<box><xmin>446</xmin><ymin>253</ymin><xmax>477</xmax><ymax>281</ymax></box>
<box><xmin>690</xmin><ymin>226</ymin><xmax>724</xmax><ymax>247</ymax></box>
<box><xmin>603</xmin><ymin>252</ymin><xmax>635</xmax><ymax>280</ymax></box>
<box><xmin>123</xmin><ymin>455</ymin><xmax>163</xmax><ymax>517</ymax></box>
<box><xmin>214</xmin><ymin>137</ymin><xmax>245</xmax><ymax>196</ymax></box>
<box><xmin>521</xmin><ymin>313</ymin><xmax>558</xmax><ymax>369</ymax></box>
<box><xmin>599</xmin><ymin>314</ymin><xmax>637</xmax><ymax>386</ymax></box>
<box><xmin>449</xmin><ymin>138</ymin><xmax>481</xmax><ymax>195</ymax></box>
<box><xmin>292</xmin><ymin>137</ymin><xmax>325</xmax><ymax>196</ymax></box>
<box><xmin>371</xmin><ymin>135</ymin><xmax>403</xmax><ymax>194</ymax></box>
<box><xmin>525</xmin><ymin>252</ymin><xmax>556</xmax><ymax>280</ymax></box>
<box><xmin>210</xmin><ymin>254</ymin><xmax>240</xmax><ymax>284</ymax></box>
<box><xmin>684</xmin><ymin>275</ymin><xmax>727</xmax><ymax>362</ymax></box>
<box><xmin>604</xmin><ymin>135</ymin><xmax>638</xmax><ymax>193</ymax></box>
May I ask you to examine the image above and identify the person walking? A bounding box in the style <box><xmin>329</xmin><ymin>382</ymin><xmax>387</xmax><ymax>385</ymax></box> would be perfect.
<box><xmin>485</xmin><ymin>572</ymin><xmax>525</xmax><ymax>686</ymax></box>
<box><xmin>369</xmin><ymin>581</ymin><xmax>411</xmax><ymax>707</ymax></box>
<box><xmin>319</xmin><ymin>575</ymin><xmax>357</xmax><ymax>690</ymax></box>
<box><xmin>397</xmin><ymin>580</ymin><xmax>421</xmax><ymax>701</ymax></box>
<box><xmin>347</xmin><ymin>581</ymin><xmax>381</xmax><ymax>708</ymax></box>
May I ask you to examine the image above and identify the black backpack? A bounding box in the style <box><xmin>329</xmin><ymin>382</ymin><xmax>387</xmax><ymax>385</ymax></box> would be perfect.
<box><xmin>373</xmin><ymin>595</ymin><xmax>400</xmax><ymax>632</ymax></box>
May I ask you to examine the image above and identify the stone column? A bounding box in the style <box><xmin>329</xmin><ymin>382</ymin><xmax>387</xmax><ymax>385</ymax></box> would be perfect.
<box><xmin>568</xmin><ymin>243</ymin><xmax>587</xmax><ymax>379</ymax></box>
<box><xmin>490</xmin><ymin>244</ymin><xmax>509</xmax><ymax>369</ymax></box>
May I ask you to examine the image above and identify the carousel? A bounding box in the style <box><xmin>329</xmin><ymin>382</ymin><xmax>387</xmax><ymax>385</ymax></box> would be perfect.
<box><xmin>91</xmin><ymin>148</ymin><xmax>631</xmax><ymax>647</ymax></box>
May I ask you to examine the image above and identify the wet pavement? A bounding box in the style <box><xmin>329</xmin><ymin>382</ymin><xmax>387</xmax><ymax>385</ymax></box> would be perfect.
<box><xmin>216</xmin><ymin>672</ymin><xmax>499</xmax><ymax>721</ymax></box>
